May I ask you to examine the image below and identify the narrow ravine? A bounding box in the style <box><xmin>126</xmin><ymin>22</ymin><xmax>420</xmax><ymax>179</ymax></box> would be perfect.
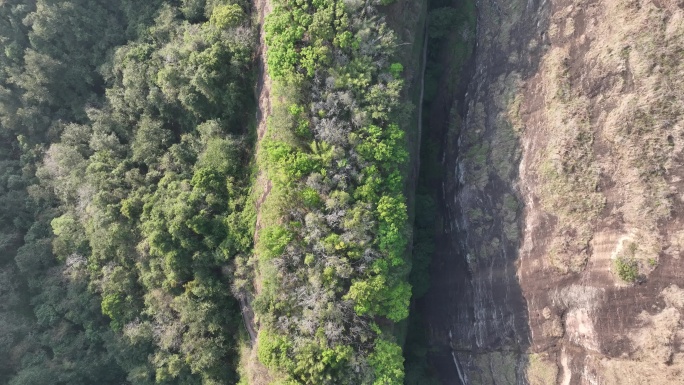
<box><xmin>421</xmin><ymin>0</ymin><xmax>546</xmax><ymax>383</ymax></box>
<box><xmin>403</xmin><ymin>1</ymin><xmax>477</xmax><ymax>383</ymax></box>
<box><xmin>416</xmin><ymin>17</ymin><xmax>429</xmax><ymax>174</ymax></box>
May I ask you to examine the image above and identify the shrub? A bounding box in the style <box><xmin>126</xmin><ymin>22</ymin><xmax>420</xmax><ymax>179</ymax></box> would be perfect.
<box><xmin>614</xmin><ymin>256</ymin><xmax>639</xmax><ymax>282</ymax></box>
<box><xmin>369</xmin><ymin>339</ymin><xmax>405</xmax><ymax>385</ymax></box>
<box><xmin>259</xmin><ymin>225</ymin><xmax>293</xmax><ymax>260</ymax></box>
<box><xmin>389</xmin><ymin>63</ymin><xmax>403</xmax><ymax>78</ymax></box>
<box><xmin>210</xmin><ymin>4</ymin><xmax>244</xmax><ymax>29</ymax></box>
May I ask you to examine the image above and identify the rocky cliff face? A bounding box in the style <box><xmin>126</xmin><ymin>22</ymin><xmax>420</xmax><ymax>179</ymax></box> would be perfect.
<box><xmin>425</xmin><ymin>0</ymin><xmax>684</xmax><ymax>384</ymax></box>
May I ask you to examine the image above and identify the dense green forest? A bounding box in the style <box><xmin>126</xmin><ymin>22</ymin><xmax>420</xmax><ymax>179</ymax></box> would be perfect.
<box><xmin>0</xmin><ymin>0</ymin><xmax>256</xmax><ymax>384</ymax></box>
<box><xmin>0</xmin><ymin>0</ymin><xmax>458</xmax><ymax>384</ymax></box>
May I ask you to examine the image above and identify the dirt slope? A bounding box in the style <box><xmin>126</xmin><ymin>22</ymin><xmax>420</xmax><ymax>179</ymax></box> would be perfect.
<box><xmin>251</xmin><ymin>0</ymin><xmax>272</xmax><ymax>242</ymax></box>
<box><xmin>238</xmin><ymin>0</ymin><xmax>272</xmax><ymax>381</ymax></box>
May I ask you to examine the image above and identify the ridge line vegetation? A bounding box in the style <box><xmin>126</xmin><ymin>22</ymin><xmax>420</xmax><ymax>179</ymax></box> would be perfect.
<box><xmin>251</xmin><ymin>0</ymin><xmax>413</xmax><ymax>383</ymax></box>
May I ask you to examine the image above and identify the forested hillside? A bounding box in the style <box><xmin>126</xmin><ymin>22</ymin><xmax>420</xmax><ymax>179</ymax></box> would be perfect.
<box><xmin>0</xmin><ymin>0</ymin><xmax>256</xmax><ymax>384</ymax></box>
<box><xmin>0</xmin><ymin>0</ymin><xmax>424</xmax><ymax>384</ymax></box>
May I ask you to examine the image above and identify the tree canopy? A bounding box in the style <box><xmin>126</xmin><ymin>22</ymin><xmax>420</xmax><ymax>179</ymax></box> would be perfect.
<box><xmin>0</xmin><ymin>1</ymin><xmax>256</xmax><ymax>384</ymax></box>
<box><xmin>0</xmin><ymin>0</ymin><xmax>417</xmax><ymax>384</ymax></box>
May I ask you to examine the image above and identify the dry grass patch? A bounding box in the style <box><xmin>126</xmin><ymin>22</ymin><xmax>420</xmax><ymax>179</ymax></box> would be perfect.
<box><xmin>528</xmin><ymin>0</ymin><xmax>684</xmax><ymax>275</ymax></box>
<box><xmin>618</xmin><ymin>286</ymin><xmax>684</xmax><ymax>376</ymax></box>
<box><xmin>526</xmin><ymin>353</ymin><xmax>559</xmax><ymax>385</ymax></box>
<box><xmin>533</xmin><ymin>46</ymin><xmax>605</xmax><ymax>273</ymax></box>
<box><xmin>238</xmin><ymin>342</ymin><xmax>276</xmax><ymax>385</ymax></box>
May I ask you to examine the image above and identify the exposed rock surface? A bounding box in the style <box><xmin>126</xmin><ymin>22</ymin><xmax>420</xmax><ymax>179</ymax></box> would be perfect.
<box><xmin>425</xmin><ymin>0</ymin><xmax>684</xmax><ymax>383</ymax></box>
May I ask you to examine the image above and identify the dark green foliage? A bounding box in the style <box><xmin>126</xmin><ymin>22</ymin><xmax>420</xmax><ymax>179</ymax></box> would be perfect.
<box><xmin>0</xmin><ymin>1</ymin><xmax>255</xmax><ymax>384</ymax></box>
<box><xmin>408</xmin><ymin>194</ymin><xmax>437</xmax><ymax>299</ymax></box>
<box><xmin>428</xmin><ymin>7</ymin><xmax>462</xmax><ymax>39</ymax></box>
<box><xmin>403</xmin><ymin>313</ymin><xmax>442</xmax><ymax>385</ymax></box>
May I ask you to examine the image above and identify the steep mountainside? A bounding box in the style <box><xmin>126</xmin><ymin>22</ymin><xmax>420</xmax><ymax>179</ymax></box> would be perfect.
<box><xmin>1</xmin><ymin>0</ymin><xmax>682</xmax><ymax>384</ymax></box>
<box><xmin>423</xmin><ymin>0</ymin><xmax>684</xmax><ymax>384</ymax></box>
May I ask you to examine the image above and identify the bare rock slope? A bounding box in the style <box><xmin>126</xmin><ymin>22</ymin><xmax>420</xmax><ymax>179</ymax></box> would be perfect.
<box><xmin>426</xmin><ymin>0</ymin><xmax>684</xmax><ymax>383</ymax></box>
